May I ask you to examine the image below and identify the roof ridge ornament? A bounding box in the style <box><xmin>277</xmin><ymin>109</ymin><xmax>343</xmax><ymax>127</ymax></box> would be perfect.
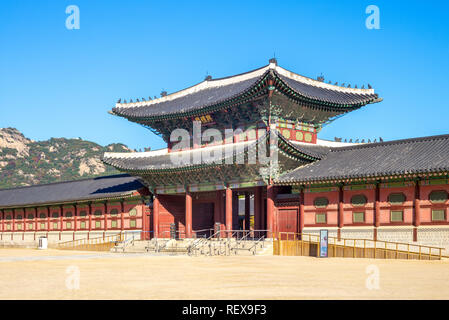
<box><xmin>317</xmin><ymin>73</ymin><xmax>324</xmax><ymax>82</ymax></box>
<box><xmin>269</xmin><ymin>57</ymin><xmax>278</xmax><ymax>66</ymax></box>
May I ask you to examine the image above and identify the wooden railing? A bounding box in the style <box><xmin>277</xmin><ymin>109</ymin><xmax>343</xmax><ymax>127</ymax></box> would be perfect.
<box><xmin>274</xmin><ymin>232</ymin><xmax>444</xmax><ymax>260</ymax></box>
<box><xmin>55</xmin><ymin>233</ymin><xmax>124</xmax><ymax>251</ymax></box>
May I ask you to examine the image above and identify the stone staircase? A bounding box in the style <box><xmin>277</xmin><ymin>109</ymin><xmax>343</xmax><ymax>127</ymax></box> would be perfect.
<box><xmin>111</xmin><ymin>237</ymin><xmax>273</xmax><ymax>256</ymax></box>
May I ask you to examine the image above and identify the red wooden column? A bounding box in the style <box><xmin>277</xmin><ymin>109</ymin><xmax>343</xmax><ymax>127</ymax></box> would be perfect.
<box><xmin>374</xmin><ymin>182</ymin><xmax>380</xmax><ymax>241</ymax></box>
<box><xmin>299</xmin><ymin>187</ymin><xmax>305</xmax><ymax>239</ymax></box>
<box><xmin>219</xmin><ymin>190</ymin><xmax>226</xmax><ymax>236</ymax></box>
<box><xmin>60</xmin><ymin>205</ymin><xmax>64</xmax><ymax>233</ymax></box>
<box><xmin>104</xmin><ymin>202</ymin><xmax>108</xmax><ymax>233</ymax></box>
<box><xmin>88</xmin><ymin>203</ymin><xmax>92</xmax><ymax>239</ymax></box>
<box><xmin>266</xmin><ymin>184</ymin><xmax>275</xmax><ymax>238</ymax></box>
<box><xmin>185</xmin><ymin>191</ymin><xmax>193</xmax><ymax>238</ymax></box>
<box><xmin>34</xmin><ymin>207</ymin><xmax>38</xmax><ymax>233</ymax></box>
<box><xmin>140</xmin><ymin>201</ymin><xmax>145</xmax><ymax>240</ymax></box>
<box><xmin>225</xmin><ymin>187</ymin><xmax>233</xmax><ymax>236</ymax></box>
<box><xmin>74</xmin><ymin>205</ymin><xmax>78</xmax><ymax>232</ymax></box>
<box><xmin>0</xmin><ymin>210</ymin><xmax>3</xmax><ymax>239</ymax></box>
<box><xmin>120</xmin><ymin>201</ymin><xmax>125</xmax><ymax>232</ymax></box>
<box><xmin>244</xmin><ymin>192</ymin><xmax>250</xmax><ymax>230</ymax></box>
<box><xmin>153</xmin><ymin>194</ymin><xmax>160</xmax><ymax>238</ymax></box>
<box><xmin>254</xmin><ymin>186</ymin><xmax>261</xmax><ymax>231</ymax></box>
<box><xmin>214</xmin><ymin>191</ymin><xmax>221</xmax><ymax>228</ymax></box>
<box><xmin>338</xmin><ymin>184</ymin><xmax>344</xmax><ymax>240</ymax></box>
<box><xmin>413</xmin><ymin>180</ymin><xmax>421</xmax><ymax>242</ymax></box>
<box><xmin>46</xmin><ymin>207</ymin><xmax>50</xmax><ymax>238</ymax></box>
<box><xmin>73</xmin><ymin>205</ymin><xmax>77</xmax><ymax>241</ymax></box>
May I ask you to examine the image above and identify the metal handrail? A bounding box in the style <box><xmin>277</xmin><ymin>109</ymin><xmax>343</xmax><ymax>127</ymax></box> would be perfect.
<box><xmin>247</xmin><ymin>235</ymin><xmax>266</xmax><ymax>255</ymax></box>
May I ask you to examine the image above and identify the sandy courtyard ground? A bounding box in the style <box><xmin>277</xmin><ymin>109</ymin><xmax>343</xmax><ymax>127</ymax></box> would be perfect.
<box><xmin>0</xmin><ymin>248</ymin><xmax>448</xmax><ymax>299</ymax></box>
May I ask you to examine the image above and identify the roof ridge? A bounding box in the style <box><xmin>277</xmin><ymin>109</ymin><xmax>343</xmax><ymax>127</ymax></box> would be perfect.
<box><xmin>0</xmin><ymin>174</ymin><xmax>132</xmax><ymax>192</ymax></box>
<box><xmin>331</xmin><ymin>133</ymin><xmax>449</xmax><ymax>152</ymax></box>
<box><xmin>274</xmin><ymin>65</ymin><xmax>376</xmax><ymax>95</ymax></box>
<box><xmin>114</xmin><ymin>65</ymin><xmax>270</xmax><ymax>110</ymax></box>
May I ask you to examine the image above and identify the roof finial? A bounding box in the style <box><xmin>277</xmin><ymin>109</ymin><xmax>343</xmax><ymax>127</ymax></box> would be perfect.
<box><xmin>317</xmin><ymin>73</ymin><xmax>324</xmax><ymax>82</ymax></box>
<box><xmin>269</xmin><ymin>54</ymin><xmax>277</xmax><ymax>65</ymax></box>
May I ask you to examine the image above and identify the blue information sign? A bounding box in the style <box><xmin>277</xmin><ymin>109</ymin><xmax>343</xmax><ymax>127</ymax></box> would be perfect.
<box><xmin>319</xmin><ymin>229</ymin><xmax>328</xmax><ymax>258</ymax></box>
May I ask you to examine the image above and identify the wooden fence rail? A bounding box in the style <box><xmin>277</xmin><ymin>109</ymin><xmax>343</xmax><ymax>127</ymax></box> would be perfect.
<box><xmin>53</xmin><ymin>233</ymin><xmax>124</xmax><ymax>252</ymax></box>
<box><xmin>273</xmin><ymin>232</ymin><xmax>444</xmax><ymax>260</ymax></box>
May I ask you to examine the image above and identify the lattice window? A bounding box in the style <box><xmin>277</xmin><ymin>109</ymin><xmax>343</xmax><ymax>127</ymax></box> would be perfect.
<box><xmin>429</xmin><ymin>191</ymin><xmax>448</xmax><ymax>203</ymax></box>
<box><xmin>304</xmin><ymin>133</ymin><xmax>313</xmax><ymax>142</ymax></box>
<box><xmin>80</xmin><ymin>221</ymin><xmax>86</xmax><ymax>229</ymax></box>
<box><xmin>314</xmin><ymin>197</ymin><xmax>329</xmax><ymax>208</ymax></box>
<box><xmin>390</xmin><ymin>210</ymin><xmax>403</xmax><ymax>222</ymax></box>
<box><xmin>130</xmin><ymin>220</ymin><xmax>137</xmax><ymax>228</ymax></box>
<box><xmin>282</xmin><ymin>129</ymin><xmax>291</xmax><ymax>139</ymax></box>
<box><xmin>110</xmin><ymin>209</ymin><xmax>119</xmax><ymax>217</ymax></box>
<box><xmin>432</xmin><ymin>210</ymin><xmax>446</xmax><ymax>221</ymax></box>
<box><xmin>94</xmin><ymin>210</ymin><xmax>102</xmax><ymax>216</ymax></box>
<box><xmin>129</xmin><ymin>208</ymin><xmax>137</xmax><ymax>216</ymax></box>
<box><xmin>95</xmin><ymin>221</ymin><xmax>101</xmax><ymax>229</ymax></box>
<box><xmin>388</xmin><ymin>193</ymin><xmax>406</xmax><ymax>205</ymax></box>
<box><xmin>111</xmin><ymin>220</ymin><xmax>117</xmax><ymax>228</ymax></box>
<box><xmin>65</xmin><ymin>212</ymin><xmax>73</xmax><ymax>218</ymax></box>
<box><xmin>353</xmin><ymin>212</ymin><xmax>365</xmax><ymax>223</ymax></box>
<box><xmin>315</xmin><ymin>213</ymin><xmax>326</xmax><ymax>224</ymax></box>
<box><xmin>27</xmin><ymin>214</ymin><xmax>34</xmax><ymax>219</ymax></box>
<box><xmin>351</xmin><ymin>194</ymin><xmax>367</xmax><ymax>206</ymax></box>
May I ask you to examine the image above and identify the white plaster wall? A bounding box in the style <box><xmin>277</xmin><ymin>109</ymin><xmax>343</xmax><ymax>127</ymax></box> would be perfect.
<box><xmin>377</xmin><ymin>227</ymin><xmax>414</xmax><ymax>244</ymax></box>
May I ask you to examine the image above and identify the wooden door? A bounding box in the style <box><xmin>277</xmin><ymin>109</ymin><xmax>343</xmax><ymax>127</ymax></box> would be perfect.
<box><xmin>278</xmin><ymin>209</ymin><xmax>298</xmax><ymax>239</ymax></box>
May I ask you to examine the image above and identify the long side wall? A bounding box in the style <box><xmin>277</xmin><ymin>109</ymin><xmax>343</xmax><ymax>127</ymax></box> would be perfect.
<box><xmin>274</xmin><ymin>180</ymin><xmax>449</xmax><ymax>253</ymax></box>
<box><xmin>0</xmin><ymin>198</ymin><xmax>149</xmax><ymax>246</ymax></box>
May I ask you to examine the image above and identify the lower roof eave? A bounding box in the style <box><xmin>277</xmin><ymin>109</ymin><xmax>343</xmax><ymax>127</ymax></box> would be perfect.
<box><xmin>274</xmin><ymin>170</ymin><xmax>449</xmax><ymax>186</ymax></box>
<box><xmin>0</xmin><ymin>192</ymin><xmax>147</xmax><ymax>211</ymax></box>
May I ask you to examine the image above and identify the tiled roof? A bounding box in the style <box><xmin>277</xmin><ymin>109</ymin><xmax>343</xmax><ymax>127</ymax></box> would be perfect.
<box><xmin>111</xmin><ymin>61</ymin><xmax>379</xmax><ymax>120</ymax></box>
<box><xmin>277</xmin><ymin>74</ymin><xmax>378</xmax><ymax>105</ymax></box>
<box><xmin>0</xmin><ymin>174</ymin><xmax>145</xmax><ymax>208</ymax></box>
<box><xmin>275</xmin><ymin>134</ymin><xmax>449</xmax><ymax>184</ymax></box>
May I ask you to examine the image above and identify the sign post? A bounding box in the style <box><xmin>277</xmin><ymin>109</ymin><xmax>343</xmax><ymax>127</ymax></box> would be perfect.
<box><xmin>319</xmin><ymin>229</ymin><xmax>328</xmax><ymax>258</ymax></box>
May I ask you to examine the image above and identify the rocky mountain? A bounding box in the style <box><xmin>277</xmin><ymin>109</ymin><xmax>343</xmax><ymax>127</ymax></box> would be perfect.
<box><xmin>0</xmin><ymin>128</ymin><xmax>133</xmax><ymax>189</ymax></box>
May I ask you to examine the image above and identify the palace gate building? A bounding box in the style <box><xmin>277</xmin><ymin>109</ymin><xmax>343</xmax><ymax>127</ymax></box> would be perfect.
<box><xmin>1</xmin><ymin>59</ymin><xmax>449</xmax><ymax>251</ymax></box>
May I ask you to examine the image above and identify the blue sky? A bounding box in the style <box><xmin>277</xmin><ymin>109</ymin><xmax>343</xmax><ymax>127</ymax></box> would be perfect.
<box><xmin>1</xmin><ymin>0</ymin><xmax>448</xmax><ymax>150</ymax></box>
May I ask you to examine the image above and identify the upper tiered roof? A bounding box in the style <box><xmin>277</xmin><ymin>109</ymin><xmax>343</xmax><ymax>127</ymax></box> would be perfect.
<box><xmin>111</xmin><ymin>59</ymin><xmax>381</xmax><ymax>122</ymax></box>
